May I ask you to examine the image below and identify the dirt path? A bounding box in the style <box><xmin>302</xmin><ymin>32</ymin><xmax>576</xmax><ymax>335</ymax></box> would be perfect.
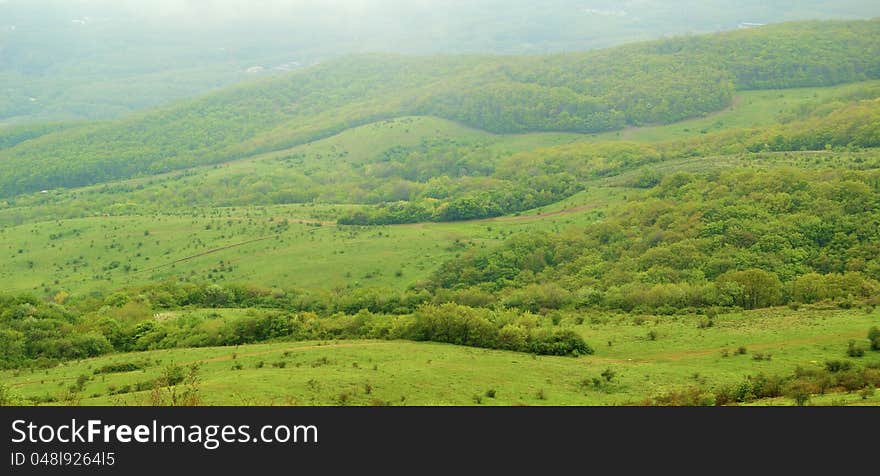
<box><xmin>139</xmin><ymin>235</ymin><xmax>278</xmax><ymax>273</ymax></box>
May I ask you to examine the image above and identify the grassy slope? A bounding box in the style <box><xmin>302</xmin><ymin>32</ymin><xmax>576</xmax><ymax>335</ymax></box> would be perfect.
<box><xmin>588</xmin><ymin>79</ymin><xmax>880</xmax><ymax>142</ymax></box>
<box><xmin>3</xmin><ymin>80</ymin><xmax>879</xmax><ymax>296</ymax></box>
<box><xmin>3</xmin><ymin>306</ymin><xmax>878</xmax><ymax>405</ymax></box>
<box><xmin>3</xmin><ymin>81</ymin><xmax>880</xmax><ymax>406</ymax></box>
<box><xmin>2</xmin><ymin>20</ymin><xmax>879</xmax><ymax>197</ymax></box>
<box><xmin>6</xmin><ymin>81</ymin><xmax>880</xmax><ymax>295</ymax></box>
<box><xmin>0</xmin><ymin>187</ymin><xmax>618</xmax><ymax>295</ymax></box>
<box><xmin>0</xmin><ymin>115</ymin><xmax>614</xmax><ymax>295</ymax></box>
<box><xmin>0</xmin><ymin>116</ymin><xmax>580</xmax><ymax>222</ymax></box>
<box><xmin>5</xmin><ymin>78</ymin><xmax>878</xmax><ymax>223</ymax></box>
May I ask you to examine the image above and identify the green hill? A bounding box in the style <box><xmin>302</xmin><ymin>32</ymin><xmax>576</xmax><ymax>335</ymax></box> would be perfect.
<box><xmin>1</xmin><ymin>20</ymin><xmax>879</xmax><ymax>197</ymax></box>
<box><xmin>2</xmin><ymin>19</ymin><xmax>880</xmax><ymax>407</ymax></box>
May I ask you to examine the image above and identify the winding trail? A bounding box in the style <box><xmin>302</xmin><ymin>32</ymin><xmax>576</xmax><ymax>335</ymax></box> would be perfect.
<box><xmin>138</xmin><ymin>235</ymin><xmax>278</xmax><ymax>273</ymax></box>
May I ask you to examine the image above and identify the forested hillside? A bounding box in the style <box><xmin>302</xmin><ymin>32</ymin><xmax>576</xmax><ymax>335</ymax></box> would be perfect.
<box><xmin>4</xmin><ymin>1</ymin><xmax>878</xmax><ymax>125</ymax></box>
<box><xmin>1</xmin><ymin>20</ymin><xmax>878</xmax><ymax>198</ymax></box>
<box><xmin>426</xmin><ymin>167</ymin><xmax>880</xmax><ymax>312</ymax></box>
<box><xmin>3</xmin><ymin>14</ymin><xmax>880</xmax><ymax>407</ymax></box>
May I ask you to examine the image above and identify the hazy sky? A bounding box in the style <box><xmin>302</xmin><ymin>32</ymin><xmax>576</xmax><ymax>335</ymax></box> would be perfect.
<box><xmin>2</xmin><ymin>0</ymin><xmax>455</xmax><ymax>20</ymax></box>
<box><xmin>3</xmin><ymin>0</ymin><xmax>879</xmax><ymax>123</ymax></box>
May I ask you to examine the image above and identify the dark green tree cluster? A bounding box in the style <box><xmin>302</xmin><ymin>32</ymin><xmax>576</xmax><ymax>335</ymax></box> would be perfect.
<box><xmin>426</xmin><ymin>167</ymin><xmax>880</xmax><ymax>313</ymax></box>
<box><xmin>0</xmin><ymin>295</ymin><xmax>112</xmax><ymax>369</ymax></box>
<box><xmin>0</xmin><ymin>281</ymin><xmax>593</xmax><ymax>368</ymax></box>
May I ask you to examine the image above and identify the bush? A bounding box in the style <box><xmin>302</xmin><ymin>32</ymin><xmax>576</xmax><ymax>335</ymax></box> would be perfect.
<box><xmin>406</xmin><ymin>304</ymin><xmax>499</xmax><ymax>348</ymax></box>
<box><xmin>601</xmin><ymin>368</ymin><xmax>616</xmax><ymax>383</ymax></box>
<box><xmin>502</xmin><ymin>283</ymin><xmax>573</xmax><ymax>312</ymax></box>
<box><xmin>825</xmin><ymin>360</ymin><xmax>852</xmax><ymax>373</ymax></box>
<box><xmin>406</xmin><ymin>303</ymin><xmax>591</xmax><ymax>356</ymax></box>
<box><xmin>652</xmin><ymin>387</ymin><xmax>715</xmax><ymax>406</ymax></box>
<box><xmin>94</xmin><ymin>361</ymin><xmax>147</xmax><ymax>374</ymax></box>
<box><xmin>847</xmin><ymin>340</ymin><xmax>865</xmax><ymax>358</ymax></box>
<box><xmin>527</xmin><ymin>329</ymin><xmax>593</xmax><ymax>356</ymax></box>
<box><xmin>750</xmin><ymin>374</ymin><xmax>786</xmax><ymax>399</ymax></box>
<box><xmin>785</xmin><ymin>380</ymin><xmax>812</xmax><ymax>406</ymax></box>
<box><xmin>0</xmin><ymin>384</ymin><xmax>22</xmax><ymax>406</ymax></box>
<box><xmin>869</xmin><ymin>327</ymin><xmax>880</xmax><ymax>351</ymax></box>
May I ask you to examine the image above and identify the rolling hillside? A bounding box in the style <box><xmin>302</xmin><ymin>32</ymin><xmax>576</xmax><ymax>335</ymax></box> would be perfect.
<box><xmin>2</xmin><ymin>19</ymin><xmax>880</xmax><ymax>407</ymax></box>
<box><xmin>1</xmin><ymin>20</ymin><xmax>879</xmax><ymax>197</ymax></box>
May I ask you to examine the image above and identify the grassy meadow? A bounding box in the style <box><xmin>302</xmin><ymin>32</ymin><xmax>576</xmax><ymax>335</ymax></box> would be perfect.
<box><xmin>2</xmin><ymin>27</ymin><xmax>880</xmax><ymax>407</ymax></box>
<box><xmin>2</xmin><ymin>305</ymin><xmax>877</xmax><ymax>406</ymax></box>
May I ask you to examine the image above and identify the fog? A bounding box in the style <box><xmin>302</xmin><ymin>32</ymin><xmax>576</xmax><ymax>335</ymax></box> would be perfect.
<box><xmin>3</xmin><ymin>0</ymin><xmax>879</xmax><ymax>123</ymax></box>
<box><xmin>4</xmin><ymin>0</ymin><xmax>880</xmax><ymax>53</ymax></box>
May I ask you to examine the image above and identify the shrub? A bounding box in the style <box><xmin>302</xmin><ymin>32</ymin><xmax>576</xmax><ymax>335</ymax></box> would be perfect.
<box><xmin>527</xmin><ymin>329</ymin><xmax>593</xmax><ymax>356</ymax></box>
<box><xmin>869</xmin><ymin>327</ymin><xmax>880</xmax><ymax>351</ymax></box>
<box><xmin>406</xmin><ymin>304</ymin><xmax>499</xmax><ymax>348</ymax></box>
<box><xmin>837</xmin><ymin>370</ymin><xmax>869</xmax><ymax>392</ymax></box>
<box><xmin>847</xmin><ymin>340</ymin><xmax>865</xmax><ymax>358</ymax></box>
<box><xmin>94</xmin><ymin>362</ymin><xmax>146</xmax><ymax>374</ymax></box>
<box><xmin>750</xmin><ymin>374</ymin><xmax>786</xmax><ymax>398</ymax></box>
<box><xmin>502</xmin><ymin>283</ymin><xmax>573</xmax><ymax>312</ymax></box>
<box><xmin>497</xmin><ymin>324</ymin><xmax>529</xmax><ymax>351</ymax></box>
<box><xmin>0</xmin><ymin>384</ymin><xmax>22</xmax><ymax>406</ymax></box>
<box><xmin>825</xmin><ymin>360</ymin><xmax>852</xmax><ymax>373</ymax></box>
<box><xmin>786</xmin><ymin>380</ymin><xmax>812</xmax><ymax>406</ymax></box>
<box><xmin>652</xmin><ymin>387</ymin><xmax>715</xmax><ymax>406</ymax></box>
<box><xmin>601</xmin><ymin>368</ymin><xmax>616</xmax><ymax>383</ymax></box>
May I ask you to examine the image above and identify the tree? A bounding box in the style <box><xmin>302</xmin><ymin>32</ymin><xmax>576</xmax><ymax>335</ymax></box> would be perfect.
<box><xmin>717</xmin><ymin>269</ymin><xmax>782</xmax><ymax>309</ymax></box>
<box><xmin>0</xmin><ymin>329</ymin><xmax>26</xmax><ymax>368</ymax></box>
<box><xmin>203</xmin><ymin>285</ymin><xmax>229</xmax><ymax>308</ymax></box>
<box><xmin>790</xmin><ymin>273</ymin><xmax>827</xmax><ymax>304</ymax></box>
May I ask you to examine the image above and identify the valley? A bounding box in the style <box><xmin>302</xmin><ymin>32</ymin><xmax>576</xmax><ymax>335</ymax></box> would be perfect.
<box><xmin>1</xmin><ymin>19</ymin><xmax>880</xmax><ymax>407</ymax></box>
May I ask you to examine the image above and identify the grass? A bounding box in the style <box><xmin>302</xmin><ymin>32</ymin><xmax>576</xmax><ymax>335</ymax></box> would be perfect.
<box><xmin>0</xmin><ymin>177</ymin><xmax>622</xmax><ymax>296</ymax></box>
<box><xmin>2</xmin><ymin>81</ymin><xmax>880</xmax><ymax>406</ymax></box>
<box><xmin>2</xmin><ymin>144</ymin><xmax>878</xmax><ymax>297</ymax></box>
<box><xmin>585</xmin><ymin>80</ymin><xmax>880</xmax><ymax>143</ymax></box>
<box><xmin>8</xmin><ymin>79</ymin><xmax>880</xmax><ymax>226</ymax></box>
<box><xmin>3</xmin><ymin>306</ymin><xmax>878</xmax><ymax>406</ymax></box>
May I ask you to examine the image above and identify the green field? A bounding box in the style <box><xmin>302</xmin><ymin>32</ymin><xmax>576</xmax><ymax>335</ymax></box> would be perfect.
<box><xmin>0</xmin><ymin>184</ymin><xmax>620</xmax><ymax>295</ymax></box>
<box><xmin>3</xmin><ymin>306</ymin><xmax>878</xmax><ymax>406</ymax></box>
<box><xmin>3</xmin><ymin>22</ymin><xmax>880</xmax><ymax>407</ymax></box>
<box><xmin>3</xmin><ymin>79</ymin><xmax>878</xmax><ymax>296</ymax></box>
